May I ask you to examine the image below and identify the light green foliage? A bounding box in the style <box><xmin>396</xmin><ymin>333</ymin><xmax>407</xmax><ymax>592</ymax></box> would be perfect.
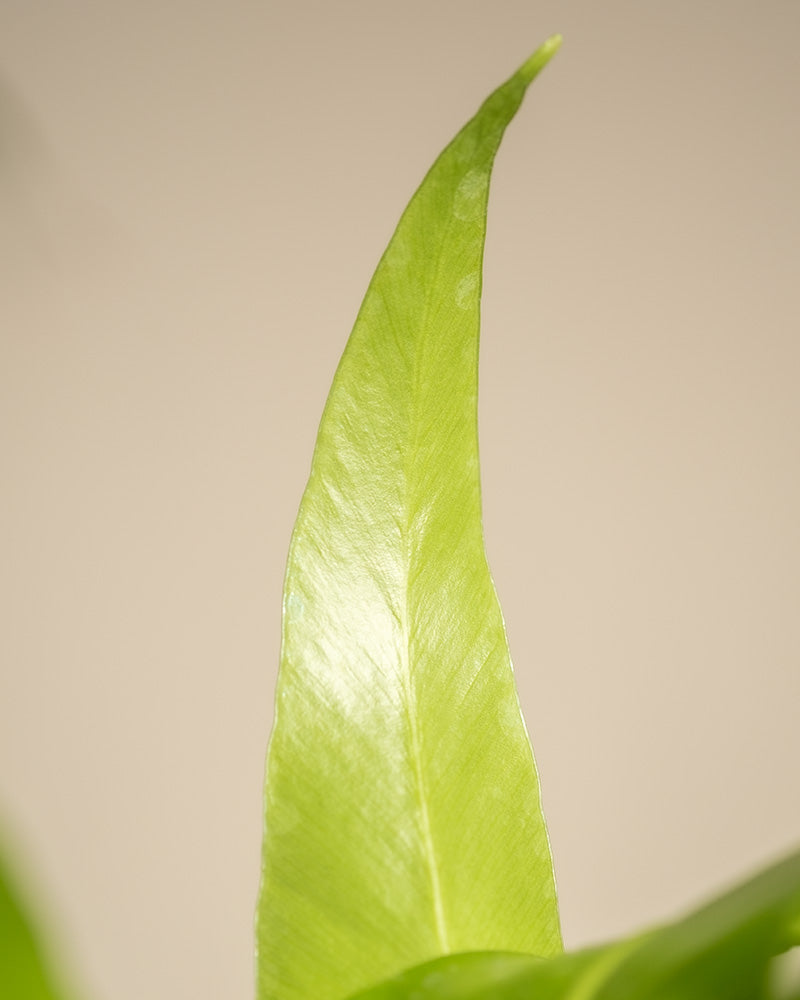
<box><xmin>256</xmin><ymin>37</ymin><xmax>564</xmax><ymax>1000</ymax></box>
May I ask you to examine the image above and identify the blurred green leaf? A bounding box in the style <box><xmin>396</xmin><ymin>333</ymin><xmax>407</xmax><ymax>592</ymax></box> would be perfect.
<box><xmin>596</xmin><ymin>847</ymin><xmax>800</xmax><ymax>1000</ymax></box>
<box><xmin>256</xmin><ymin>36</ymin><xmax>563</xmax><ymax>1000</ymax></box>
<box><xmin>343</xmin><ymin>948</ymin><xmax>603</xmax><ymax>1000</ymax></box>
<box><xmin>768</xmin><ymin>945</ymin><xmax>800</xmax><ymax>1000</ymax></box>
<box><xmin>344</xmin><ymin>847</ymin><xmax>800</xmax><ymax>1000</ymax></box>
<box><xmin>0</xmin><ymin>843</ymin><xmax>73</xmax><ymax>1000</ymax></box>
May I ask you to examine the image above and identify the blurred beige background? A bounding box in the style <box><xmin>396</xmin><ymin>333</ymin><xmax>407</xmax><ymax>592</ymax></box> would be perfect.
<box><xmin>1</xmin><ymin>3</ymin><xmax>798</xmax><ymax>999</ymax></box>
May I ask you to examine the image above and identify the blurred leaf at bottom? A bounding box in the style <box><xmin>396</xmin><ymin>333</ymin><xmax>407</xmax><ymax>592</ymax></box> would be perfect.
<box><xmin>0</xmin><ymin>840</ymin><xmax>75</xmax><ymax>1000</ymax></box>
<box><xmin>345</xmin><ymin>847</ymin><xmax>800</xmax><ymax>1000</ymax></box>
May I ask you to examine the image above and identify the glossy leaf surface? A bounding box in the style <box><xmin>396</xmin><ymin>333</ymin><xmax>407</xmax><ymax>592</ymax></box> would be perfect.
<box><xmin>345</xmin><ymin>847</ymin><xmax>800</xmax><ymax>1000</ymax></box>
<box><xmin>257</xmin><ymin>37</ymin><xmax>562</xmax><ymax>1000</ymax></box>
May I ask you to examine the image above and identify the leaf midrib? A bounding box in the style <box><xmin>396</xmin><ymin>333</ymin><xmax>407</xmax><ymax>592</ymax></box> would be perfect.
<box><xmin>398</xmin><ymin>209</ymin><xmax>462</xmax><ymax>956</ymax></box>
<box><xmin>399</xmin><ymin>645</ymin><xmax>450</xmax><ymax>952</ymax></box>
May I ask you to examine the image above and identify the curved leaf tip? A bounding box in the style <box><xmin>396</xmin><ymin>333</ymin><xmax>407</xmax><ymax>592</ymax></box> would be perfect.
<box><xmin>257</xmin><ymin>38</ymin><xmax>563</xmax><ymax>1000</ymax></box>
<box><xmin>519</xmin><ymin>34</ymin><xmax>563</xmax><ymax>84</ymax></box>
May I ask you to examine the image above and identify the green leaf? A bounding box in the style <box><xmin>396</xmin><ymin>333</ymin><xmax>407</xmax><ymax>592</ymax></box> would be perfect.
<box><xmin>343</xmin><ymin>847</ymin><xmax>800</xmax><ymax>1000</ymax></box>
<box><xmin>343</xmin><ymin>949</ymin><xmax>603</xmax><ymax>1000</ymax></box>
<box><xmin>0</xmin><ymin>842</ymin><xmax>74</xmax><ymax>1000</ymax></box>
<box><xmin>256</xmin><ymin>36</ymin><xmax>563</xmax><ymax>1000</ymax></box>
<box><xmin>595</xmin><ymin>847</ymin><xmax>800</xmax><ymax>1000</ymax></box>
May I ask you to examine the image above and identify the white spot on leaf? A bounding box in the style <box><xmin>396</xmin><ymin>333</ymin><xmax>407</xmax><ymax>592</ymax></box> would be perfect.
<box><xmin>455</xmin><ymin>271</ymin><xmax>479</xmax><ymax>310</ymax></box>
<box><xmin>453</xmin><ymin>168</ymin><xmax>489</xmax><ymax>221</ymax></box>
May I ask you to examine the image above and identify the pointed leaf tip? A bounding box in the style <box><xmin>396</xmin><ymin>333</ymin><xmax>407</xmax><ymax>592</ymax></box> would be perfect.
<box><xmin>257</xmin><ymin>40</ymin><xmax>562</xmax><ymax>1000</ymax></box>
<box><xmin>518</xmin><ymin>34</ymin><xmax>563</xmax><ymax>85</ymax></box>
